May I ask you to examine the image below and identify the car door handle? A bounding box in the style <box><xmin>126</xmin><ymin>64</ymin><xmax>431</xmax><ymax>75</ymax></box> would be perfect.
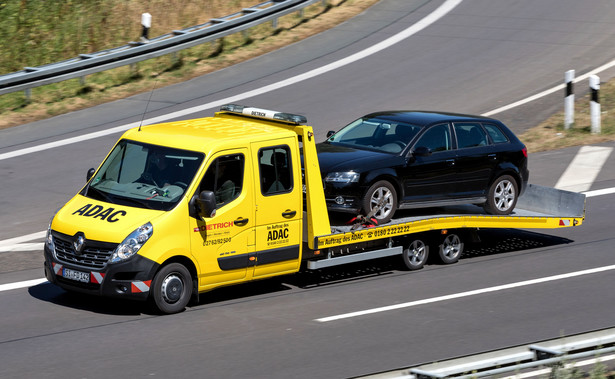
<box><xmin>446</xmin><ymin>159</ymin><xmax>455</xmax><ymax>166</ymax></box>
<box><xmin>488</xmin><ymin>153</ymin><xmax>497</xmax><ymax>160</ymax></box>
<box><xmin>234</xmin><ymin>217</ymin><xmax>249</xmax><ymax>226</ymax></box>
<box><xmin>282</xmin><ymin>210</ymin><xmax>297</xmax><ymax>218</ymax></box>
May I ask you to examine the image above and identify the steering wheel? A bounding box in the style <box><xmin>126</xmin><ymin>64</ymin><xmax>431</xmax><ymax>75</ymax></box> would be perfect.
<box><xmin>173</xmin><ymin>181</ymin><xmax>188</xmax><ymax>189</ymax></box>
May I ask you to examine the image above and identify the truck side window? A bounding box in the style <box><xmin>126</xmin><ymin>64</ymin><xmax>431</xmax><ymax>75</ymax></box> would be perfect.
<box><xmin>258</xmin><ymin>146</ymin><xmax>293</xmax><ymax>195</ymax></box>
<box><xmin>200</xmin><ymin>154</ymin><xmax>244</xmax><ymax>207</ymax></box>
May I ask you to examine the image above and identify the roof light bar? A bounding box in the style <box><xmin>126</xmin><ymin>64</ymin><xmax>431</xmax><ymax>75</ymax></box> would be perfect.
<box><xmin>220</xmin><ymin>104</ymin><xmax>307</xmax><ymax>124</ymax></box>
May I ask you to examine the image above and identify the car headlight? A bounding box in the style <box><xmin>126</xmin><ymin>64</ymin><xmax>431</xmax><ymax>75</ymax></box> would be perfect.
<box><xmin>110</xmin><ymin>222</ymin><xmax>153</xmax><ymax>263</ymax></box>
<box><xmin>325</xmin><ymin>171</ymin><xmax>360</xmax><ymax>183</ymax></box>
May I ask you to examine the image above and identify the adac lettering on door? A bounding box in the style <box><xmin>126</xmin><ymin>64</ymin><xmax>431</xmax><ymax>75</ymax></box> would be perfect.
<box><xmin>72</xmin><ymin>204</ymin><xmax>127</xmax><ymax>223</ymax></box>
<box><xmin>266</xmin><ymin>223</ymin><xmax>290</xmax><ymax>247</ymax></box>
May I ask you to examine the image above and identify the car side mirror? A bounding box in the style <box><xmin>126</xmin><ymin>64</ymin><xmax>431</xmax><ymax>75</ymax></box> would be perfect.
<box><xmin>195</xmin><ymin>191</ymin><xmax>217</xmax><ymax>219</ymax></box>
<box><xmin>86</xmin><ymin>168</ymin><xmax>96</xmax><ymax>182</ymax></box>
<box><xmin>326</xmin><ymin>130</ymin><xmax>336</xmax><ymax>139</ymax></box>
<box><xmin>413</xmin><ymin>146</ymin><xmax>432</xmax><ymax>157</ymax></box>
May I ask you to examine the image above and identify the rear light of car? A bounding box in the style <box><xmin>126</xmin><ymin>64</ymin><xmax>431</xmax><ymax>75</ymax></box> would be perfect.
<box><xmin>522</xmin><ymin>146</ymin><xmax>527</xmax><ymax>158</ymax></box>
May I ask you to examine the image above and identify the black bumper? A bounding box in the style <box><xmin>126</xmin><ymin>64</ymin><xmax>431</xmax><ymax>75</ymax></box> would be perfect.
<box><xmin>44</xmin><ymin>244</ymin><xmax>159</xmax><ymax>301</ymax></box>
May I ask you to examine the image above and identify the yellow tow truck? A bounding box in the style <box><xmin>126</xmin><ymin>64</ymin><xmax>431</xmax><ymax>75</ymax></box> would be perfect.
<box><xmin>43</xmin><ymin>105</ymin><xmax>585</xmax><ymax>314</ymax></box>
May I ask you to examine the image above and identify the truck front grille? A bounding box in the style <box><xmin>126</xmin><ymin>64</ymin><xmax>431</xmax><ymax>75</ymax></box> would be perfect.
<box><xmin>52</xmin><ymin>233</ymin><xmax>117</xmax><ymax>270</ymax></box>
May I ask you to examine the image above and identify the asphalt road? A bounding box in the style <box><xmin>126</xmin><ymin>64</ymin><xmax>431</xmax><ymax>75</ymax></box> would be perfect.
<box><xmin>1</xmin><ymin>0</ymin><xmax>615</xmax><ymax>378</ymax></box>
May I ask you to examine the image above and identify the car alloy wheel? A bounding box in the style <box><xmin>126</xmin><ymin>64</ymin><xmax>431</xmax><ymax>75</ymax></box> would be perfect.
<box><xmin>362</xmin><ymin>180</ymin><xmax>397</xmax><ymax>224</ymax></box>
<box><xmin>485</xmin><ymin>175</ymin><xmax>518</xmax><ymax>215</ymax></box>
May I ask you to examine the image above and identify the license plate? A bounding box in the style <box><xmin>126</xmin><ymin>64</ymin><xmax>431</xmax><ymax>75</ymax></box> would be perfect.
<box><xmin>63</xmin><ymin>268</ymin><xmax>90</xmax><ymax>283</ymax></box>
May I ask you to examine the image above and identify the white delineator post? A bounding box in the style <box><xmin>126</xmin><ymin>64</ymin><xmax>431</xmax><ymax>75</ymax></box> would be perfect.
<box><xmin>590</xmin><ymin>75</ymin><xmax>601</xmax><ymax>134</ymax></box>
<box><xmin>141</xmin><ymin>13</ymin><xmax>152</xmax><ymax>42</ymax></box>
<box><xmin>564</xmin><ymin>69</ymin><xmax>575</xmax><ymax>129</ymax></box>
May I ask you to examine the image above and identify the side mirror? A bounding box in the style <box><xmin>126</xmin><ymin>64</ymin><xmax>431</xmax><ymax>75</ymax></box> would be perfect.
<box><xmin>195</xmin><ymin>191</ymin><xmax>217</xmax><ymax>218</ymax></box>
<box><xmin>413</xmin><ymin>146</ymin><xmax>432</xmax><ymax>157</ymax></box>
<box><xmin>326</xmin><ymin>130</ymin><xmax>336</xmax><ymax>139</ymax></box>
<box><xmin>86</xmin><ymin>168</ymin><xmax>96</xmax><ymax>182</ymax></box>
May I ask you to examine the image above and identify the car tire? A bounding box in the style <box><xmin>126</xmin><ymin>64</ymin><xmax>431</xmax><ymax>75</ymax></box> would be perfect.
<box><xmin>362</xmin><ymin>180</ymin><xmax>397</xmax><ymax>224</ymax></box>
<box><xmin>151</xmin><ymin>263</ymin><xmax>192</xmax><ymax>315</ymax></box>
<box><xmin>401</xmin><ymin>239</ymin><xmax>429</xmax><ymax>270</ymax></box>
<box><xmin>484</xmin><ymin>175</ymin><xmax>518</xmax><ymax>215</ymax></box>
<box><xmin>438</xmin><ymin>233</ymin><xmax>463</xmax><ymax>264</ymax></box>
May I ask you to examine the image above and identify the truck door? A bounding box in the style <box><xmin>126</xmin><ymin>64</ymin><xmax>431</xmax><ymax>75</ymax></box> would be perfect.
<box><xmin>251</xmin><ymin>139</ymin><xmax>302</xmax><ymax>278</ymax></box>
<box><xmin>189</xmin><ymin>149</ymin><xmax>255</xmax><ymax>290</ymax></box>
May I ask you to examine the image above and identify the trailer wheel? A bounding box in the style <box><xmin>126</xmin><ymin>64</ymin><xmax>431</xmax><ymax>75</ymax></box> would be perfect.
<box><xmin>151</xmin><ymin>263</ymin><xmax>192</xmax><ymax>314</ymax></box>
<box><xmin>362</xmin><ymin>180</ymin><xmax>397</xmax><ymax>224</ymax></box>
<box><xmin>401</xmin><ymin>239</ymin><xmax>429</xmax><ymax>270</ymax></box>
<box><xmin>484</xmin><ymin>175</ymin><xmax>518</xmax><ymax>215</ymax></box>
<box><xmin>438</xmin><ymin>234</ymin><xmax>463</xmax><ymax>264</ymax></box>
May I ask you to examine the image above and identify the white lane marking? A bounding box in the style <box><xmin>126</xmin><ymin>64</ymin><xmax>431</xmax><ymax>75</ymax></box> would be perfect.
<box><xmin>584</xmin><ymin>187</ymin><xmax>615</xmax><ymax>197</ymax></box>
<box><xmin>314</xmin><ymin>264</ymin><xmax>615</xmax><ymax>322</ymax></box>
<box><xmin>555</xmin><ymin>146</ymin><xmax>613</xmax><ymax>192</ymax></box>
<box><xmin>0</xmin><ymin>231</ymin><xmax>46</xmax><ymax>253</ymax></box>
<box><xmin>482</xmin><ymin>59</ymin><xmax>615</xmax><ymax>117</ymax></box>
<box><xmin>0</xmin><ymin>243</ymin><xmax>44</xmax><ymax>253</ymax></box>
<box><xmin>0</xmin><ymin>278</ymin><xmax>48</xmax><ymax>292</ymax></box>
<box><xmin>0</xmin><ymin>0</ymin><xmax>463</xmax><ymax>162</ymax></box>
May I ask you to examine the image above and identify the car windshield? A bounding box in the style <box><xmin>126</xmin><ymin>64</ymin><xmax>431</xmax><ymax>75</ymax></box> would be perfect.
<box><xmin>81</xmin><ymin>139</ymin><xmax>204</xmax><ymax>211</ymax></box>
<box><xmin>326</xmin><ymin>117</ymin><xmax>421</xmax><ymax>154</ymax></box>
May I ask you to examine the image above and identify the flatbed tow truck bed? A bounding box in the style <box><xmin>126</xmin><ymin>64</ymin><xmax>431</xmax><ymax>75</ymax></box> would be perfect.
<box><xmin>306</xmin><ymin>184</ymin><xmax>585</xmax><ymax>269</ymax></box>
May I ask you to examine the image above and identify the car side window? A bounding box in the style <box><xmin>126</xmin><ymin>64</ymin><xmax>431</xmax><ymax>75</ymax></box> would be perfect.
<box><xmin>483</xmin><ymin>123</ymin><xmax>510</xmax><ymax>144</ymax></box>
<box><xmin>200</xmin><ymin>154</ymin><xmax>244</xmax><ymax>207</ymax></box>
<box><xmin>454</xmin><ymin>123</ymin><xmax>489</xmax><ymax>149</ymax></box>
<box><xmin>415</xmin><ymin>123</ymin><xmax>452</xmax><ymax>153</ymax></box>
<box><xmin>258</xmin><ymin>146</ymin><xmax>293</xmax><ymax>195</ymax></box>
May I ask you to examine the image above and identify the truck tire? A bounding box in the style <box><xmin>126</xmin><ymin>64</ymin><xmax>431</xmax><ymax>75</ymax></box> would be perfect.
<box><xmin>362</xmin><ymin>180</ymin><xmax>397</xmax><ymax>224</ymax></box>
<box><xmin>151</xmin><ymin>263</ymin><xmax>192</xmax><ymax>314</ymax></box>
<box><xmin>484</xmin><ymin>175</ymin><xmax>518</xmax><ymax>215</ymax></box>
<box><xmin>438</xmin><ymin>233</ymin><xmax>463</xmax><ymax>264</ymax></box>
<box><xmin>401</xmin><ymin>239</ymin><xmax>429</xmax><ymax>270</ymax></box>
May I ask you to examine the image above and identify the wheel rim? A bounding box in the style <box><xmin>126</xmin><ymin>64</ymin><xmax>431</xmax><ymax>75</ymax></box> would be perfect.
<box><xmin>370</xmin><ymin>186</ymin><xmax>394</xmax><ymax>219</ymax></box>
<box><xmin>493</xmin><ymin>179</ymin><xmax>515</xmax><ymax>211</ymax></box>
<box><xmin>408</xmin><ymin>240</ymin><xmax>426</xmax><ymax>265</ymax></box>
<box><xmin>161</xmin><ymin>274</ymin><xmax>184</xmax><ymax>304</ymax></box>
<box><xmin>442</xmin><ymin>235</ymin><xmax>461</xmax><ymax>260</ymax></box>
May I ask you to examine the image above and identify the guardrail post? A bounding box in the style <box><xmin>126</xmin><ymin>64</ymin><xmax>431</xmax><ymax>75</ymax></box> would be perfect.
<box><xmin>590</xmin><ymin>75</ymin><xmax>601</xmax><ymax>134</ymax></box>
<box><xmin>564</xmin><ymin>69</ymin><xmax>574</xmax><ymax>129</ymax></box>
<box><xmin>24</xmin><ymin>88</ymin><xmax>31</xmax><ymax>102</ymax></box>
<box><xmin>141</xmin><ymin>13</ymin><xmax>152</xmax><ymax>43</ymax></box>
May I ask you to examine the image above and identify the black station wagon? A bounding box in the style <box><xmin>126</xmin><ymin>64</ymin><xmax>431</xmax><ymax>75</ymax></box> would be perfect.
<box><xmin>317</xmin><ymin>111</ymin><xmax>529</xmax><ymax>224</ymax></box>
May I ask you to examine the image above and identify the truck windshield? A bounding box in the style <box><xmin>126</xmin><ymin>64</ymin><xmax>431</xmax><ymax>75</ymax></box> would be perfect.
<box><xmin>81</xmin><ymin>139</ymin><xmax>204</xmax><ymax>211</ymax></box>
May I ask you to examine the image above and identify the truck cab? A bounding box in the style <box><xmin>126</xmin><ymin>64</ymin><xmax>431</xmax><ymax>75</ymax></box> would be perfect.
<box><xmin>44</xmin><ymin>105</ymin><xmax>327</xmax><ymax>314</ymax></box>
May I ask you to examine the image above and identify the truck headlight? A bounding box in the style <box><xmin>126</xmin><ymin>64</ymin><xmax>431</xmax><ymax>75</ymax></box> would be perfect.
<box><xmin>45</xmin><ymin>220</ymin><xmax>55</xmax><ymax>253</ymax></box>
<box><xmin>111</xmin><ymin>222</ymin><xmax>153</xmax><ymax>263</ymax></box>
<box><xmin>325</xmin><ymin>171</ymin><xmax>360</xmax><ymax>183</ymax></box>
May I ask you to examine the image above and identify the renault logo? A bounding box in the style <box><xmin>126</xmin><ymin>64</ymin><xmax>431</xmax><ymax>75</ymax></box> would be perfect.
<box><xmin>73</xmin><ymin>234</ymin><xmax>86</xmax><ymax>255</ymax></box>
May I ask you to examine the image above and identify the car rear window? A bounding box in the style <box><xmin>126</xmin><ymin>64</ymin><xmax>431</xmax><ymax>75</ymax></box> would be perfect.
<box><xmin>483</xmin><ymin>123</ymin><xmax>509</xmax><ymax>143</ymax></box>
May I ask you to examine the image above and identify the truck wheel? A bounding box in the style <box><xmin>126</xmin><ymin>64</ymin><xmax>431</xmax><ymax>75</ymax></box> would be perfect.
<box><xmin>484</xmin><ymin>175</ymin><xmax>518</xmax><ymax>215</ymax></box>
<box><xmin>438</xmin><ymin>233</ymin><xmax>463</xmax><ymax>264</ymax></box>
<box><xmin>401</xmin><ymin>239</ymin><xmax>429</xmax><ymax>270</ymax></box>
<box><xmin>151</xmin><ymin>263</ymin><xmax>192</xmax><ymax>314</ymax></box>
<box><xmin>362</xmin><ymin>180</ymin><xmax>397</xmax><ymax>224</ymax></box>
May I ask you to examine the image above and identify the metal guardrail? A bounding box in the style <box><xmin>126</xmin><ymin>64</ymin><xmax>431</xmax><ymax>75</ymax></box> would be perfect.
<box><xmin>0</xmin><ymin>0</ymin><xmax>325</xmax><ymax>96</ymax></box>
<box><xmin>361</xmin><ymin>328</ymin><xmax>615</xmax><ymax>378</ymax></box>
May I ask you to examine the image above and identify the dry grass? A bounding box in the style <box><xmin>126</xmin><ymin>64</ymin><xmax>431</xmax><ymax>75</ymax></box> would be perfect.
<box><xmin>520</xmin><ymin>80</ymin><xmax>615</xmax><ymax>152</ymax></box>
<box><xmin>0</xmin><ymin>0</ymin><xmax>378</xmax><ymax>129</ymax></box>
